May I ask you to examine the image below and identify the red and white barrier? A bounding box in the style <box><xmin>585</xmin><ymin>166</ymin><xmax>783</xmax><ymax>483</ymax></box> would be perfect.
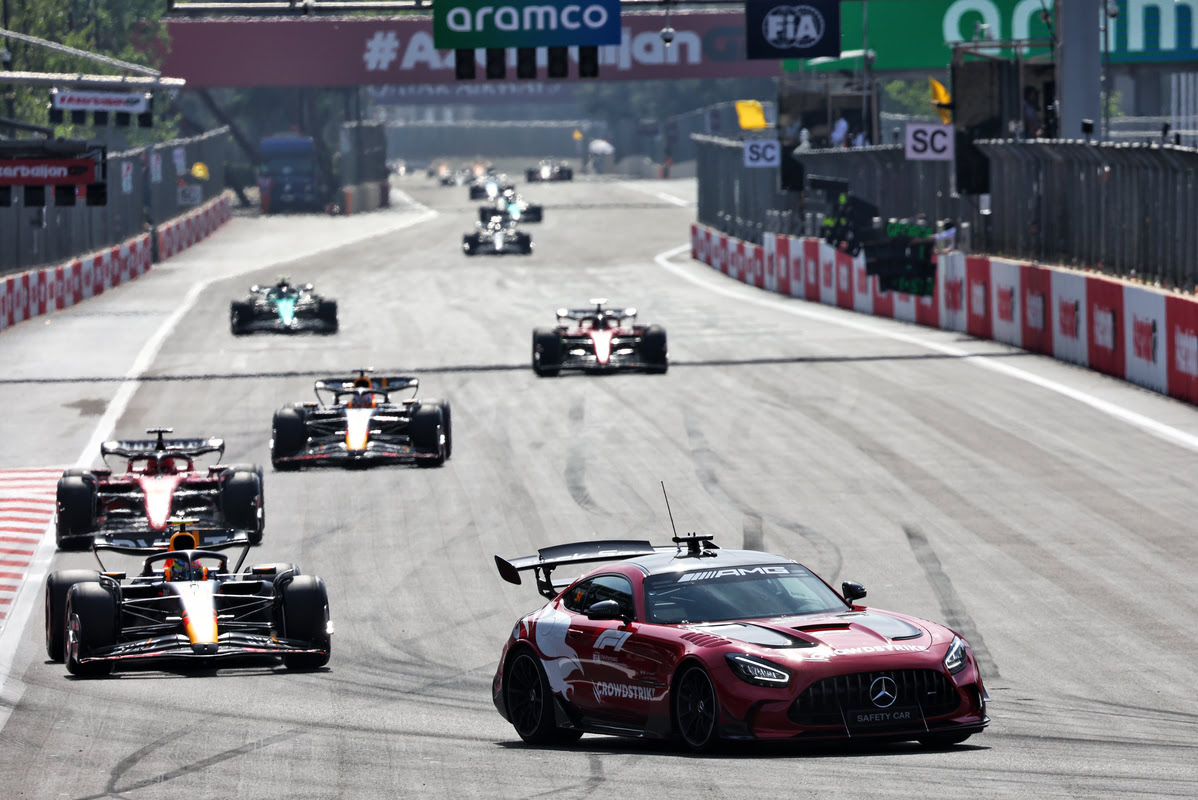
<box><xmin>690</xmin><ymin>224</ymin><xmax>1198</xmax><ymax>408</ymax></box>
<box><xmin>1</xmin><ymin>192</ymin><xmax>229</xmax><ymax>335</ymax></box>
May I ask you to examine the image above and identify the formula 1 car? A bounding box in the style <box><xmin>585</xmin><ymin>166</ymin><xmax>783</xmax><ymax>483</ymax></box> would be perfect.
<box><xmin>493</xmin><ymin>534</ymin><xmax>989</xmax><ymax>751</ymax></box>
<box><xmin>479</xmin><ymin>188</ymin><xmax>543</xmax><ymax>224</ymax></box>
<box><xmin>55</xmin><ymin>428</ymin><xmax>265</xmax><ymax>551</ymax></box>
<box><xmin>526</xmin><ymin>160</ymin><xmax>573</xmax><ymax>182</ymax></box>
<box><xmin>43</xmin><ymin>524</ymin><xmax>331</xmax><ymax>676</ymax></box>
<box><xmin>463</xmin><ymin>215</ymin><xmax>533</xmax><ymax>256</ymax></box>
<box><xmin>469</xmin><ymin>174</ymin><xmax>515</xmax><ymax>201</ymax></box>
<box><xmin>230</xmin><ymin>276</ymin><xmax>338</xmax><ymax>335</ymax></box>
<box><xmin>270</xmin><ymin>370</ymin><xmax>452</xmax><ymax>469</ymax></box>
<box><xmin>532</xmin><ymin>299</ymin><xmax>667</xmax><ymax>376</ymax></box>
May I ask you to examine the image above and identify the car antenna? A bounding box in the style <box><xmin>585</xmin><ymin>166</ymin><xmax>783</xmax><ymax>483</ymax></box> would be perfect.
<box><xmin>662</xmin><ymin>482</ymin><xmax>718</xmax><ymax>557</ymax></box>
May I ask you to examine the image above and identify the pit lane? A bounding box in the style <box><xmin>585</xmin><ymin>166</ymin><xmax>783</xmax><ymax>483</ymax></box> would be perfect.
<box><xmin>0</xmin><ymin>175</ymin><xmax>1194</xmax><ymax>799</ymax></box>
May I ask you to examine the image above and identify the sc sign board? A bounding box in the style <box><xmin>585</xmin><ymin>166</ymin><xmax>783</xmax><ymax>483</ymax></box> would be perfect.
<box><xmin>744</xmin><ymin>0</ymin><xmax>841</xmax><ymax>60</ymax></box>
<box><xmin>433</xmin><ymin>0</ymin><xmax>622</xmax><ymax>49</ymax></box>
<box><xmin>744</xmin><ymin>139</ymin><xmax>781</xmax><ymax>167</ymax></box>
<box><xmin>905</xmin><ymin>122</ymin><xmax>954</xmax><ymax>161</ymax></box>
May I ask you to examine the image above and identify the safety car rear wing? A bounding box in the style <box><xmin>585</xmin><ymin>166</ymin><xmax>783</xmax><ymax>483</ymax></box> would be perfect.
<box><xmin>496</xmin><ymin>539</ymin><xmax>665</xmax><ymax>599</ymax></box>
<box><xmin>100</xmin><ymin>428</ymin><xmax>225</xmax><ymax>460</ymax></box>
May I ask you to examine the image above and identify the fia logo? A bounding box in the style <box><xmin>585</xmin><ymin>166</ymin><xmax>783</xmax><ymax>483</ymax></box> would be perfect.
<box><xmin>763</xmin><ymin>6</ymin><xmax>826</xmax><ymax>49</ymax></box>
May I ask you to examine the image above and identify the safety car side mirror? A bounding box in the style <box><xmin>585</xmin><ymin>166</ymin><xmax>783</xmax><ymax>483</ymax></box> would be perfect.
<box><xmin>842</xmin><ymin>581</ymin><xmax>867</xmax><ymax>603</ymax></box>
<box><xmin>585</xmin><ymin>599</ymin><xmax>625</xmax><ymax>621</ymax></box>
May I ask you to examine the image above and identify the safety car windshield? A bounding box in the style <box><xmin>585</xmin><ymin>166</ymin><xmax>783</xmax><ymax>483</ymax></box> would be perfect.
<box><xmin>643</xmin><ymin>563</ymin><xmax>846</xmax><ymax>624</ymax></box>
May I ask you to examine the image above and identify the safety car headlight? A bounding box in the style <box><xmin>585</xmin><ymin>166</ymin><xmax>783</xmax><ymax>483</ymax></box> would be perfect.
<box><xmin>725</xmin><ymin>654</ymin><xmax>790</xmax><ymax>687</ymax></box>
<box><xmin>944</xmin><ymin>636</ymin><xmax>967</xmax><ymax>675</ymax></box>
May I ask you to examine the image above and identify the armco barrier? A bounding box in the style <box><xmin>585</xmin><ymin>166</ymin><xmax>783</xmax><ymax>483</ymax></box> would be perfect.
<box><xmin>2</xmin><ymin>193</ymin><xmax>232</xmax><ymax>335</ymax></box>
<box><xmin>691</xmin><ymin>224</ymin><xmax>1198</xmax><ymax>408</ymax></box>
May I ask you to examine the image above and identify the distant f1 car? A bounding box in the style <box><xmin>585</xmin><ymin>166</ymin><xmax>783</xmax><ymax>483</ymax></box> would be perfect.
<box><xmin>230</xmin><ymin>277</ymin><xmax>338</xmax><ymax>335</ymax></box>
<box><xmin>469</xmin><ymin>175</ymin><xmax>515</xmax><ymax>201</ymax></box>
<box><xmin>492</xmin><ymin>533</ymin><xmax>989</xmax><ymax>751</ymax></box>
<box><xmin>55</xmin><ymin>428</ymin><xmax>265</xmax><ymax>550</ymax></box>
<box><xmin>532</xmin><ymin>299</ymin><xmax>667</xmax><ymax>376</ymax></box>
<box><xmin>44</xmin><ymin>525</ymin><xmax>331</xmax><ymax>676</ymax></box>
<box><xmin>479</xmin><ymin>188</ymin><xmax>543</xmax><ymax>224</ymax></box>
<box><xmin>463</xmin><ymin>215</ymin><xmax>533</xmax><ymax>256</ymax></box>
<box><xmin>270</xmin><ymin>370</ymin><xmax>452</xmax><ymax>469</ymax></box>
<box><xmin>526</xmin><ymin>160</ymin><xmax>573</xmax><ymax>182</ymax></box>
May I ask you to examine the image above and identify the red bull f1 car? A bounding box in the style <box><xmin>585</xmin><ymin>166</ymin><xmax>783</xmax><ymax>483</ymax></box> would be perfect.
<box><xmin>492</xmin><ymin>535</ymin><xmax>989</xmax><ymax>751</ymax></box>
<box><xmin>526</xmin><ymin>160</ymin><xmax>573</xmax><ymax>182</ymax></box>
<box><xmin>270</xmin><ymin>370</ymin><xmax>452</xmax><ymax>469</ymax></box>
<box><xmin>44</xmin><ymin>526</ymin><xmax>331</xmax><ymax>676</ymax></box>
<box><xmin>532</xmin><ymin>299</ymin><xmax>668</xmax><ymax>376</ymax></box>
<box><xmin>230</xmin><ymin>277</ymin><xmax>338</xmax><ymax>335</ymax></box>
<box><xmin>55</xmin><ymin>428</ymin><xmax>265</xmax><ymax>551</ymax></box>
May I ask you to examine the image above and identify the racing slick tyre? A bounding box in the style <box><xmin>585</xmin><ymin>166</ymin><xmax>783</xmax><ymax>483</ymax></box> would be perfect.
<box><xmin>281</xmin><ymin>575</ymin><xmax>331</xmax><ymax>671</ymax></box>
<box><xmin>463</xmin><ymin>236</ymin><xmax>478</xmax><ymax>256</ymax></box>
<box><xmin>64</xmin><ymin>582</ymin><xmax>117</xmax><ymax>677</ymax></box>
<box><xmin>221</xmin><ymin>468</ymin><xmax>264</xmax><ymax>543</ymax></box>
<box><xmin>532</xmin><ymin>328</ymin><xmax>562</xmax><ymax>377</ymax></box>
<box><xmin>55</xmin><ymin>473</ymin><xmax>97</xmax><ymax>551</ymax></box>
<box><xmin>672</xmin><ymin>663</ymin><xmax>720</xmax><ymax>753</ymax></box>
<box><xmin>421</xmin><ymin>399</ymin><xmax>453</xmax><ymax>460</ymax></box>
<box><xmin>523</xmin><ymin>206</ymin><xmax>543</xmax><ymax>223</ymax></box>
<box><xmin>45</xmin><ymin>569</ymin><xmax>101</xmax><ymax>661</ymax></box>
<box><xmin>561</xmin><ymin>167</ymin><xmax>573</xmax><ymax>181</ymax></box>
<box><xmin>641</xmin><ymin>325</ymin><xmax>669</xmax><ymax>374</ymax></box>
<box><xmin>230</xmin><ymin>301</ymin><xmax>253</xmax><ymax>335</ymax></box>
<box><xmin>271</xmin><ymin>407</ymin><xmax>308</xmax><ymax>470</ymax></box>
<box><xmin>478</xmin><ymin>207</ymin><xmax>496</xmax><ymax>225</ymax></box>
<box><xmin>918</xmin><ymin>732</ymin><xmax>974</xmax><ymax>748</ymax></box>
<box><xmin>504</xmin><ymin>648</ymin><xmax>582</xmax><ymax>745</ymax></box>
<box><xmin>318</xmin><ymin>299</ymin><xmax>339</xmax><ymax>333</ymax></box>
<box><xmin>517</xmin><ymin>235</ymin><xmax>533</xmax><ymax>255</ymax></box>
<box><xmin>525</xmin><ymin>169</ymin><xmax>537</xmax><ymax>182</ymax></box>
<box><xmin>410</xmin><ymin>404</ymin><xmax>447</xmax><ymax>467</ymax></box>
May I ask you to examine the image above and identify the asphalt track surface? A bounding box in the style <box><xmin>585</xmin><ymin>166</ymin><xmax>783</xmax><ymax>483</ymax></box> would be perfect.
<box><xmin>0</xmin><ymin>176</ymin><xmax>1195</xmax><ymax>799</ymax></box>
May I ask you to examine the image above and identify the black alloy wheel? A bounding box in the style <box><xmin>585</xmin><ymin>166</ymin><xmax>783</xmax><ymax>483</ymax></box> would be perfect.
<box><xmin>505</xmin><ymin>651</ymin><xmax>558</xmax><ymax>744</ymax></box>
<box><xmin>674</xmin><ymin>664</ymin><xmax>719</xmax><ymax>752</ymax></box>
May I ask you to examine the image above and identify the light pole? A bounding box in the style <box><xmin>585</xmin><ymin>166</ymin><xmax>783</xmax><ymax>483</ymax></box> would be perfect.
<box><xmin>2</xmin><ymin>0</ymin><xmax>14</xmax><ymax>120</ymax></box>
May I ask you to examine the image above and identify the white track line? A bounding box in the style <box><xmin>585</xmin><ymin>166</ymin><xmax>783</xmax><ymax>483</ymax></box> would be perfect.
<box><xmin>618</xmin><ymin>180</ymin><xmax>694</xmax><ymax>207</ymax></box>
<box><xmin>0</xmin><ymin>193</ymin><xmax>438</xmax><ymax>730</ymax></box>
<box><xmin>655</xmin><ymin>243</ymin><xmax>1198</xmax><ymax>454</ymax></box>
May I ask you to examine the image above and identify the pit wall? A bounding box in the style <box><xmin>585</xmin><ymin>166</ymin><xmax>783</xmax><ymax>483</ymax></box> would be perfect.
<box><xmin>0</xmin><ymin>193</ymin><xmax>232</xmax><ymax>333</ymax></box>
<box><xmin>690</xmin><ymin>224</ymin><xmax>1198</xmax><ymax>407</ymax></box>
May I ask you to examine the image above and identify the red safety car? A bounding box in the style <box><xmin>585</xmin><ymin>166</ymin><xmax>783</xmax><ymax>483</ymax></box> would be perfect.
<box><xmin>492</xmin><ymin>535</ymin><xmax>989</xmax><ymax>751</ymax></box>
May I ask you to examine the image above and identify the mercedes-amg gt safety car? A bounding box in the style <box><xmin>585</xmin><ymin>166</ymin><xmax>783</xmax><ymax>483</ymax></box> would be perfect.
<box><xmin>478</xmin><ymin>188</ymin><xmax>543</xmax><ymax>224</ymax></box>
<box><xmin>532</xmin><ymin>299</ymin><xmax>667</xmax><ymax>376</ymax></box>
<box><xmin>55</xmin><ymin>428</ymin><xmax>265</xmax><ymax>551</ymax></box>
<box><xmin>44</xmin><ymin>525</ymin><xmax>331</xmax><ymax>676</ymax></box>
<box><xmin>526</xmin><ymin>160</ymin><xmax>573</xmax><ymax>182</ymax></box>
<box><xmin>492</xmin><ymin>535</ymin><xmax>989</xmax><ymax>751</ymax></box>
<box><xmin>469</xmin><ymin>174</ymin><xmax>515</xmax><ymax>201</ymax></box>
<box><xmin>230</xmin><ymin>277</ymin><xmax>338</xmax><ymax>335</ymax></box>
<box><xmin>463</xmin><ymin>215</ymin><xmax>533</xmax><ymax>256</ymax></box>
<box><xmin>270</xmin><ymin>370</ymin><xmax>452</xmax><ymax>469</ymax></box>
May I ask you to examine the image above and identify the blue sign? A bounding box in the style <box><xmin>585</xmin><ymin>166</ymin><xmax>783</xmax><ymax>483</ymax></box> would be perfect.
<box><xmin>434</xmin><ymin>0</ymin><xmax>623</xmax><ymax>49</ymax></box>
<box><xmin>745</xmin><ymin>1</ymin><xmax>842</xmax><ymax>60</ymax></box>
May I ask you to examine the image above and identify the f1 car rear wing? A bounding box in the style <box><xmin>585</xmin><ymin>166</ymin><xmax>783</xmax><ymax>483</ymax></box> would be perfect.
<box><xmin>556</xmin><ymin>298</ymin><xmax>637</xmax><ymax>323</ymax></box>
<box><xmin>314</xmin><ymin>374</ymin><xmax>419</xmax><ymax>394</ymax></box>
<box><xmin>100</xmin><ymin>428</ymin><xmax>225</xmax><ymax>460</ymax></box>
<box><xmin>92</xmin><ymin>527</ymin><xmax>255</xmax><ymax>574</ymax></box>
<box><xmin>496</xmin><ymin>539</ymin><xmax>665</xmax><ymax>599</ymax></box>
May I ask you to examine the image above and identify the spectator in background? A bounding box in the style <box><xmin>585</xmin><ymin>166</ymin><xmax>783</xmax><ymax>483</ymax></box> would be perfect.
<box><xmin>852</xmin><ymin>130</ymin><xmax>870</xmax><ymax>147</ymax></box>
<box><xmin>1023</xmin><ymin>86</ymin><xmax>1042</xmax><ymax>138</ymax></box>
<box><xmin>797</xmin><ymin>128</ymin><xmax>812</xmax><ymax>152</ymax></box>
<box><xmin>830</xmin><ymin>111</ymin><xmax>849</xmax><ymax>148</ymax></box>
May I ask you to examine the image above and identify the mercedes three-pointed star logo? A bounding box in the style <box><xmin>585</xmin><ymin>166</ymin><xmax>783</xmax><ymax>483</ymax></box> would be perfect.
<box><xmin>870</xmin><ymin>676</ymin><xmax>898</xmax><ymax>708</ymax></box>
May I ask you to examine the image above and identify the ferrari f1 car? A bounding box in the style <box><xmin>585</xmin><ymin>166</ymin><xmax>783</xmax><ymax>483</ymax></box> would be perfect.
<box><xmin>532</xmin><ymin>299</ymin><xmax>667</xmax><ymax>376</ymax></box>
<box><xmin>478</xmin><ymin>188</ymin><xmax>543</xmax><ymax>224</ymax></box>
<box><xmin>463</xmin><ymin>215</ymin><xmax>533</xmax><ymax>256</ymax></box>
<box><xmin>230</xmin><ymin>277</ymin><xmax>338</xmax><ymax>335</ymax></box>
<box><xmin>55</xmin><ymin>428</ymin><xmax>265</xmax><ymax>551</ymax></box>
<box><xmin>270</xmin><ymin>370</ymin><xmax>452</xmax><ymax>469</ymax></box>
<box><xmin>493</xmin><ymin>534</ymin><xmax>989</xmax><ymax>751</ymax></box>
<box><xmin>526</xmin><ymin>160</ymin><xmax>573</xmax><ymax>182</ymax></box>
<box><xmin>44</xmin><ymin>525</ymin><xmax>331</xmax><ymax>676</ymax></box>
<box><xmin>469</xmin><ymin>174</ymin><xmax>515</xmax><ymax>201</ymax></box>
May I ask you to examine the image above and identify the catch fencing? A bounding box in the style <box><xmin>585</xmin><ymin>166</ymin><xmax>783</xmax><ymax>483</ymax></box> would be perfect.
<box><xmin>695</xmin><ymin>134</ymin><xmax>1198</xmax><ymax>292</ymax></box>
<box><xmin>1</xmin><ymin>127</ymin><xmax>230</xmax><ymax>276</ymax></box>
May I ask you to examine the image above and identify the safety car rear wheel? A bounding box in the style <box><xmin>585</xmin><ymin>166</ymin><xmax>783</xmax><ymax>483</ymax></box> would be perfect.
<box><xmin>45</xmin><ymin>569</ymin><xmax>101</xmax><ymax>661</ymax></box>
<box><xmin>673</xmin><ymin>664</ymin><xmax>720</xmax><ymax>752</ymax></box>
<box><xmin>504</xmin><ymin>649</ymin><xmax>581</xmax><ymax>745</ymax></box>
<box><xmin>55</xmin><ymin>473</ymin><xmax>97</xmax><ymax>551</ymax></box>
<box><xmin>271</xmin><ymin>407</ymin><xmax>307</xmax><ymax>470</ymax></box>
<box><xmin>65</xmin><ymin>582</ymin><xmax>117</xmax><ymax>677</ymax></box>
<box><xmin>532</xmin><ymin>328</ymin><xmax>561</xmax><ymax>377</ymax></box>
<box><xmin>281</xmin><ymin>575</ymin><xmax>331</xmax><ymax>671</ymax></box>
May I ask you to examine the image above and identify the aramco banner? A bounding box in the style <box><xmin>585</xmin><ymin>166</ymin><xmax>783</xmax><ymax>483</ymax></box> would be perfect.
<box><xmin>164</xmin><ymin>12</ymin><xmax>780</xmax><ymax>88</ymax></box>
<box><xmin>432</xmin><ymin>0</ymin><xmax>623</xmax><ymax>49</ymax></box>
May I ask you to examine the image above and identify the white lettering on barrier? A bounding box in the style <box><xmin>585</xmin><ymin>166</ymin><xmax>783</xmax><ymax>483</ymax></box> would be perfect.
<box><xmin>1177</xmin><ymin>330</ymin><xmax>1198</xmax><ymax>377</ymax></box>
<box><xmin>1094</xmin><ymin>308</ymin><xmax>1116</xmax><ymax>350</ymax></box>
<box><xmin>445</xmin><ymin>4</ymin><xmax>607</xmax><ymax>32</ymax></box>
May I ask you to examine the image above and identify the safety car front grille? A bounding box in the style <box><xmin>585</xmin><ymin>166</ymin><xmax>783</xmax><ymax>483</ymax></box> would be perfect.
<box><xmin>788</xmin><ymin>668</ymin><xmax>960</xmax><ymax>726</ymax></box>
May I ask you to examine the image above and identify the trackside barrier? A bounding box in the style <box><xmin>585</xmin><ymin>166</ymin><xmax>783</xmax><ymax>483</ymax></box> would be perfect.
<box><xmin>692</xmin><ymin>223</ymin><xmax>1198</xmax><ymax>406</ymax></box>
<box><xmin>1</xmin><ymin>193</ymin><xmax>233</xmax><ymax>335</ymax></box>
